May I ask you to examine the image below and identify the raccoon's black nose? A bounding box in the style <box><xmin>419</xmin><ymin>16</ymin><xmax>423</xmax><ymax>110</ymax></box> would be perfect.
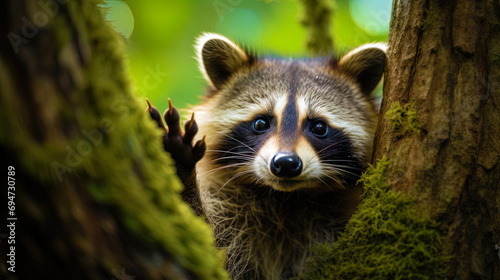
<box><xmin>270</xmin><ymin>152</ymin><xmax>303</xmax><ymax>178</ymax></box>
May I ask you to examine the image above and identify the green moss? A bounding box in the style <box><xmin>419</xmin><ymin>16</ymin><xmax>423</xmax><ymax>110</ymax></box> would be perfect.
<box><xmin>386</xmin><ymin>101</ymin><xmax>422</xmax><ymax>135</ymax></box>
<box><xmin>299</xmin><ymin>157</ymin><xmax>447</xmax><ymax>280</ymax></box>
<box><xmin>385</xmin><ymin>102</ymin><xmax>405</xmax><ymax>131</ymax></box>
<box><xmin>77</xmin><ymin>1</ymin><xmax>227</xmax><ymax>278</ymax></box>
<box><xmin>489</xmin><ymin>43</ymin><xmax>500</xmax><ymax>64</ymax></box>
<box><xmin>0</xmin><ymin>0</ymin><xmax>226</xmax><ymax>279</ymax></box>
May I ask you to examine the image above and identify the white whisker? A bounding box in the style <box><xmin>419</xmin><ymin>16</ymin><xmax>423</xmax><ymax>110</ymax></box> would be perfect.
<box><xmin>210</xmin><ymin>131</ymin><xmax>269</xmax><ymax>165</ymax></box>
<box><xmin>208</xmin><ymin>155</ymin><xmax>255</xmax><ymax>164</ymax></box>
<box><xmin>220</xmin><ymin>170</ymin><xmax>254</xmax><ymax>190</ymax></box>
<box><xmin>200</xmin><ymin>162</ymin><xmax>247</xmax><ymax>176</ymax></box>
<box><xmin>322</xmin><ymin>165</ymin><xmax>360</xmax><ymax>179</ymax></box>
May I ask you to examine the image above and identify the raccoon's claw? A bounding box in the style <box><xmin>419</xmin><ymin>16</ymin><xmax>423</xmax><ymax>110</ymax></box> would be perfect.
<box><xmin>146</xmin><ymin>98</ymin><xmax>205</xmax><ymax>170</ymax></box>
<box><xmin>164</xmin><ymin>98</ymin><xmax>182</xmax><ymax>137</ymax></box>
<box><xmin>186</xmin><ymin>114</ymin><xmax>206</xmax><ymax>163</ymax></box>
<box><xmin>183</xmin><ymin>113</ymin><xmax>200</xmax><ymax>145</ymax></box>
<box><xmin>146</xmin><ymin>98</ymin><xmax>166</xmax><ymax>131</ymax></box>
<box><xmin>192</xmin><ymin>135</ymin><xmax>206</xmax><ymax>163</ymax></box>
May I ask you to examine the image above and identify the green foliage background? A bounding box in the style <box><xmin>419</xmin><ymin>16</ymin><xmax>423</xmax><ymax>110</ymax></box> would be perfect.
<box><xmin>104</xmin><ymin>0</ymin><xmax>389</xmax><ymax>117</ymax></box>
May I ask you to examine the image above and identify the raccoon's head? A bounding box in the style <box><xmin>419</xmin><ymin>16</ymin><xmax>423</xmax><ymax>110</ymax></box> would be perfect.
<box><xmin>194</xmin><ymin>33</ymin><xmax>386</xmax><ymax>192</ymax></box>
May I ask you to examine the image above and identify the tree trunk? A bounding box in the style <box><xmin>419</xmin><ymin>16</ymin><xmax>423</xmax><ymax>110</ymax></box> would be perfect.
<box><xmin>0</xmin><ymin>1</ymin><xmax>226</xmax><ymax>279</ymax></box>
<box><xmin>299</xmin><ymin>1</ymin><xmax>499</xmax><ymax>279</ymax></box>
<box><xmin>375</xmin><ymin>0</ymin><xmax>500</xmax><ymax>278</ymax></box>
<box><xmin>299</xmin><ymin>0</ymin><xmax>334</xmax><ymax>55</ymax></box>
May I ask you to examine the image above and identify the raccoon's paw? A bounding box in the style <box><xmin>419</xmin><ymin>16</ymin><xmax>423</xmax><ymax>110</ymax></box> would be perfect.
<box><xmin>146</xmin><ymin>98</ymin><xmax>206</xmax><ymax>170</ymax></box>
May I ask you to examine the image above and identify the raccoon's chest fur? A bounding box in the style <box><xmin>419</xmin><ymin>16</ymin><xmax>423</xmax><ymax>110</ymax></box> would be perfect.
<box><xmin>199</xmin><ymin>177</ymin><xmax>360</xmax><ymax>280</ymax></box>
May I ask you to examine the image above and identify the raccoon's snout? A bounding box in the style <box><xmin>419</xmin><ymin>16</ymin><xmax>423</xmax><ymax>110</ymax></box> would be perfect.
<box><xmin>270</xmin><ymin>152</ymin><xmax>303</xmax><ymax>178</ymax></box>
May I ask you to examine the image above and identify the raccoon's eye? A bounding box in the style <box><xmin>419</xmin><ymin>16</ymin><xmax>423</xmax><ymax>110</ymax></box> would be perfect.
<box><xmin>310</xmin><ymin>120</ymin><xmax>328</xmax><ymax>138</ymax></box>
<box><xmin>252</xmin><ymin>117</ymin><xmax>271</xmax><ymax>133</ymax></box>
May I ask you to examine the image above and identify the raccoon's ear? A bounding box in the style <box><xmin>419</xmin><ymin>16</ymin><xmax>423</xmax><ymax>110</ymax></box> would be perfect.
<box><xmin>337</xmin><ymin>43</ymin><xmax>387</xmax><ymax>95</ymax></box>
<box><xmin>196</xmin><ymin>33</ymin><xmax>251</xmax><ymax>90</ymax></box>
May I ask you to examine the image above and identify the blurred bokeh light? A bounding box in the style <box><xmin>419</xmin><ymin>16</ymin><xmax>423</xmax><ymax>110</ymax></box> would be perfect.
<box><xmin>102</xmin><ymin>0</ymin><xmax>390</xmax><ymax>115</ymax></box>
<box><xmin>350</xmin><ymin>0</ymin><xmax>391</xmax><ymax>36</ymax></box>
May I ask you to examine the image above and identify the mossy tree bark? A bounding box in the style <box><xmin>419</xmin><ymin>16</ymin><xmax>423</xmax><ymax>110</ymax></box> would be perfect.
<box><xmin>374</xmin><ymin>0</ymin><xmax>500</xmax><ymax>278</ymax></box>
<box><xmin>0</xmin><ymin>1</ymin><xmax>226</xmax><ymax>279</ymax></box>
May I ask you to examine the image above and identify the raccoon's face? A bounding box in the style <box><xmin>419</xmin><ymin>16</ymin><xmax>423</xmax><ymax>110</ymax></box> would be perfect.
<box><xmin>194</xmin><ymin>33</ymin><xmax>386</xmax><ymax>192</ymax></box>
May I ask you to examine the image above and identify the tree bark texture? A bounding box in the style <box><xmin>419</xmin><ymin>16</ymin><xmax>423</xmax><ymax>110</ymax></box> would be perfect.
<box><xmin>0</xmin><ymin>1</ymin><xmax>226</xmax><ymax>279</ymax></box>
<box><xmin>375</xmin><ymin>0</ymin><xmax>500</xmax><ymax>279</ymax></box>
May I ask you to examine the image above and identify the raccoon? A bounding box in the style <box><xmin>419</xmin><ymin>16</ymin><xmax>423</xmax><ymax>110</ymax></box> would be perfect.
<box><xmin>147</xmin><ymin>33</ymin><xmax>386</xmax><ymax>279</ymax></box>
